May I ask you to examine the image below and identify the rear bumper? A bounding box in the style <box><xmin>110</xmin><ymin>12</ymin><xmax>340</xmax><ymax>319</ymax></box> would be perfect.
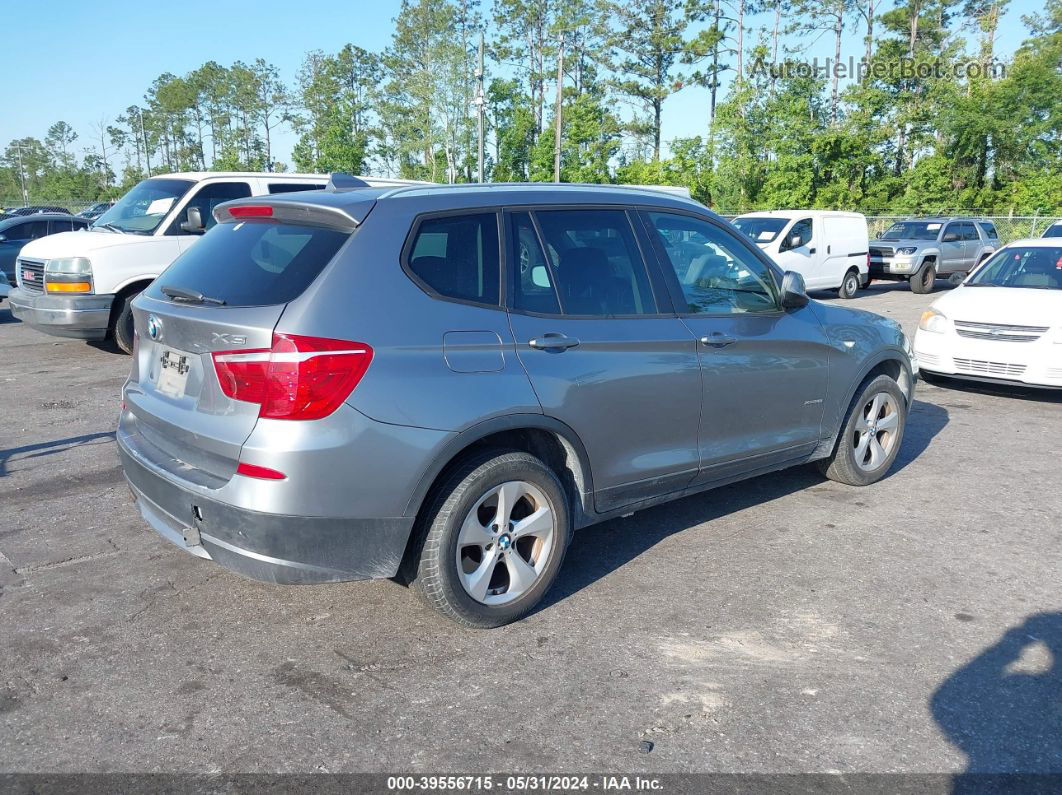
<box><xmin>117</xmin><ymin>430</ymin><xmax>416</xmax><ymax>585</ymax></box>
<box><xmin>8</xmin><ymin>288</ymin><xmax>113</xmax><ymax>339</ymax></box>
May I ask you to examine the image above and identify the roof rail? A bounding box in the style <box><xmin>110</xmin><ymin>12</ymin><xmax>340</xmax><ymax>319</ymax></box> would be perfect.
<box><xmin>327</xmin><ymin>173</ymin><xmax>372</xmax><ymax>191</ymax></box>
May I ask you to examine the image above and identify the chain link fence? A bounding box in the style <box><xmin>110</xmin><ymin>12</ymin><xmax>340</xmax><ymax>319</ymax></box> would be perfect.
<box><xmin>865</xmin><ymin>215</ymin><xmax>1055</xmax><ymax>245</ymax></box>
<box><xmin>2</xmin><ymin>198</ymin><xmax>103</xmax><ymax>216</ymax></box>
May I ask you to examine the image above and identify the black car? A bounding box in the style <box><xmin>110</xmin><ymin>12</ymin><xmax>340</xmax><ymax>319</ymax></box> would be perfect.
<box><xmin>6</xmin><ymin>205</ymin><xmax>72</xmax><ymax>217</ymax></box>
<box><xmin>0</xmin><ymin>214</ymin><xmax>89</xmax><ymax>285</ymax></box>
<box><xmin>77</xmin><ymin>201</ymin><xmax>115</xmax><ymax>220</ymax></box>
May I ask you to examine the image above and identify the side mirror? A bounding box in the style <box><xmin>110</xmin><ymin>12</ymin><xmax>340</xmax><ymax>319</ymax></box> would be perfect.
<box><xmin>780</xmin><ymin>270</ymin><xmax>809</xmax><ymax>309</ymax></box>
<box><xmin>180</xmin><ymin>206</ymin><xmax>204</xmax><ymax>234</ymax></box>
<box><xmin>875</xmin><ymin>230</ymin><xmax>884</xmax><ymax>238</ymax></box>
<box><xmin>942</xmin><ymin>232</ymin><xmax>958</xmax><ymax>242</ymax></box>
<box><xmin>0</xmin><ymin>234</ymin><xmax>7</xmax><ymax>243</ymax></box>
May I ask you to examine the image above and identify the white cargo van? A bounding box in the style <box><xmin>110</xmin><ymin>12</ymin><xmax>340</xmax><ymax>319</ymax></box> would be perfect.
<box><xmin>732</xmin><ymin>210</ymin><xmax>870</xmax><ymax>298</ymax></box>
<box><xmin>9</xmin><ymin>172</ymin><xmax>425</xmax><ymax>352</ymax></box>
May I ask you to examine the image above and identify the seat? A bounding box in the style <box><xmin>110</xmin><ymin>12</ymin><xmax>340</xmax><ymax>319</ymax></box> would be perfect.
<box><xmin>556</xmin><ymin>247</ymin><xmax>636</xmax><ymax>315</ymax></box>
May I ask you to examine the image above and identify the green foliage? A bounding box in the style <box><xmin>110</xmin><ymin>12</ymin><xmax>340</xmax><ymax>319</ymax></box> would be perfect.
<box><xmin>0</xmin><ymin>0</ymin><xmax>1058</xmax><ymax>216</ymax></box>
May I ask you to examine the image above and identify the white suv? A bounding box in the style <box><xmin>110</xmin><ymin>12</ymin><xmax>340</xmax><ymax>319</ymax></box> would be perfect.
<box><xmin>8</xmin><ymin>172</ymin><xmax>421</xmax><ymax>352</ymax></box>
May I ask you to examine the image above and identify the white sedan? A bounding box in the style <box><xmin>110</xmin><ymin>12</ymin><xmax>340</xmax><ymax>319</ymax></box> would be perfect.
<box><xmin>914</xmin><ymin>238</ymin><xmax>1062</xmax><ymax>389</ymax></box>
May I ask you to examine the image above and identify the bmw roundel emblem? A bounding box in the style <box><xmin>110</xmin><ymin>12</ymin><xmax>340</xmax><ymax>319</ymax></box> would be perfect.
<box><xmin>147</xmin><ymin>314</ymin><xmax>162</xmax><ymax>341</ymax></box>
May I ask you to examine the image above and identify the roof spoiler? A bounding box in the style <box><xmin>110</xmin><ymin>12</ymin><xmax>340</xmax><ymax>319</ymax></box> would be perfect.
<box><xmin>327</xmin><ymin>173</ymin><xmax>372</xmax><ymax>192</ymax></box>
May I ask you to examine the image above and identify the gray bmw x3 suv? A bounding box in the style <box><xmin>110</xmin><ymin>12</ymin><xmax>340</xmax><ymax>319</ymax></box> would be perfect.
<box><xmin>117</xmin><ymin>180</ymin><xmax>917</xmax><ymax>627</ymax></box>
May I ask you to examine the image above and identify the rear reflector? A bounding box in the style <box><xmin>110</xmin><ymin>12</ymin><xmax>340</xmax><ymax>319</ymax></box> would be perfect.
<box><xmin>235</xmin><ymin>462</ymin><xmax>287</xmax><ymax>480</ymax></box>
<box><xmin>212</xmin><ymin>334</ymin><xmax>373</xmax><ymax>421</ymax></box>
<box><xmin>228</xmin><ymin>206</ymin><xmax>273</xmax><ymax>218</ymax></box>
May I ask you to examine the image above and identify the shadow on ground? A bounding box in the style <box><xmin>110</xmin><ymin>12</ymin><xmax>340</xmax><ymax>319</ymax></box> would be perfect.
<box><xmin>542</xmin><ymin>397</ymin><xmax>948</xmax><ymax>610</ymax></box>
<box><xmin>932</xmin><ymin>612</ymin><xmax>1062</xmax><ymax>784</ymax></box>
<box><xmin>923</xmin><ymin>373</ymin><xmax>1062</xmax><ymax>405</ymax></box>
<box><xmin>0</xmin><ymin>432</ymin><xmax>116</xmax><ymax>477</ymax></box>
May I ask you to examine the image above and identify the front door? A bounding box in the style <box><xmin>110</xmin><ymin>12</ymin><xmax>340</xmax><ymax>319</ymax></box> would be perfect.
<box><xmin>774</xmin><ymin>217</ymin><xmax>825</xmax><ymax>288</ymax></box>
<box><xmin>939</xmin><ymin>223</ymin><xmax>967</xmax><ymax>274</ymax></box>
<box><xmin>505</xmin><ymin>208</ymin><xmax>702</xmax><ymax>513</ymax></box>
<box><xmin>640</xmin><ymin>210</ymin><xmax>831</xmax><ymax>485</ymax></box>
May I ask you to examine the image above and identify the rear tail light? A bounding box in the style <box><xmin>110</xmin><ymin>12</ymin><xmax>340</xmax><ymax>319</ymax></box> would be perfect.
<box><xmin>212</xmin><ymin>334</ymin><xmax>373</xmax><ymax>421</ymax></box>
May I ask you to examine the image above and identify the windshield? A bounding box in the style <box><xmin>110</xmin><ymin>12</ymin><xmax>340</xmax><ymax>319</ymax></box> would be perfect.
<box><xmin>967</xmin><ymin>246</ymin><xmax>1062</xmax><ymax>290</ymax></box>
<box><xmin>881</xmin><ymin>221</ymin><xmax>942</xmax><ymax>240</ymax></box>
<box><xmin>1042</xmin><ymin>223</ymin><xmax>1062</xmax><ymax>238</ymax></box>
<box><xmin>92</xmin><ymin>178</ymin><xmax>194</xmax><ymax>235</ymax></box>
<box><xmin>732</xmin><ymin>216</ymin><xmax>789</xmax><ymax>244</ymax></box>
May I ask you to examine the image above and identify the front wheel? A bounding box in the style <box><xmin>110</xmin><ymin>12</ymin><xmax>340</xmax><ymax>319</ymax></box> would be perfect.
<box><xmin>112</xmin><ymin>291</ymin><xmax>139</xmax><ymax>355</ymax></box>
<box><xmin>818</xmin><ymin>374</ymin><xmax>907</xmax><ymax>486</ymax></box>
<box><xmin>910</xmin><ymin>263</ymin><xmax>936</xmax><ymax>294</ymax></box>
<box><xmin>412</xmin><ymin>450</ymin><xmax>570</xmax><ymax>628</ymax></box>
<box><xmin>838</xmin><ymin>268</ymin><xmax>860</xmax><ymax>299</ymax></box>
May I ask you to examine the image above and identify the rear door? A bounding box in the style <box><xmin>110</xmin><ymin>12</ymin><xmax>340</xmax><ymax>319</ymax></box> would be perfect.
<box><xmin>640</xmin><ymin>210</ymin><xmax>830</xmax><ymax>484</ymax></box>
<box><xmin>126</xmin><ymin>214</ymin><xmax>352</xmax><ymax>483</ymax></box>
<box><xmin>505</xmin><ymin>207</ymin><xmax>701</xmax><ymax>513</ymax></box>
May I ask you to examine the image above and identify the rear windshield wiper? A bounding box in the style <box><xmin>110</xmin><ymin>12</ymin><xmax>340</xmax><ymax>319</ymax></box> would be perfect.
<box><xmin>160</xmin><ymin>284</ymin><xmax>226</xmax><ymax>305</ymax></box>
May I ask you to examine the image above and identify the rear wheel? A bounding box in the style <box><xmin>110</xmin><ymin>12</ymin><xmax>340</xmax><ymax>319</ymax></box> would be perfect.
<box><xmin>112</xmin><ymin>291</ymin><xmax>139</xmax><ymax>355</ymax></box>
<box><xmin>910</xmin><ymin>262</ymin><xmax>936</xmax><ymax>294</ymax></box>
<box><xmin>818</xmin><ymin>374</ymin><xmax>907</xmax><ymax>486</ymax></box>
<box><xmin>838</xmin><ymin>268</ymin><xmax>860</xmax><ymax>299</ymax></box>
<box><xmin>412</xmin><ymin>450</ymin><xmax>570</xmax><ymax>628</ymax></box>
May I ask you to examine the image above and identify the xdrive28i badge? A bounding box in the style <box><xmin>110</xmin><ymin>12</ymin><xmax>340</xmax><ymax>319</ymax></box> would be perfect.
<box><xmin>146</xmin><ymin>314</ymin><xmax>162</xmax><ymax>341</ymax></box>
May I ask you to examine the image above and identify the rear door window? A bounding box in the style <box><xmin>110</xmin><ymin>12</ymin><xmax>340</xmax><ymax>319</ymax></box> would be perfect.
<box><xmin>510</xmin><ymin>211</ymin><xmax>561</xmax><ymax>314</ymax></box>
<box><xmin>147</xmin><ymin>221</ymin><xmax>348</xmax><ymax>307</ymax></box>
<box><xmin>17</xmin><ymin>220</ymin><xmax>49</xmax><ymax>240</ymax></box>
<box><xmin>268</xmin><ymin>183</ymin><xmax>327</xmax><ymax>194</ymax></box>
<box><xmin>405</xmin><ymin>213</ymin><xmax>500</xmax><ymax>306</ymax></box>
<box><xmin>960</xmin><ymin>222</ymin><xmax>979</xmax><ymax>241</ymax></box>
<box><xmin>532</xmin><ymin>209</ymin><xmax>657</xmax><ymax>316</ymax></box>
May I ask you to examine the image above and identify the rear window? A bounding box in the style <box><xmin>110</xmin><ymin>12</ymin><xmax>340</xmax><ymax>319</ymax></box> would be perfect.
<box><xmin>148</xmin><ymin>221</ymin><xmax>348</xmax><ymax>307</ymax></box>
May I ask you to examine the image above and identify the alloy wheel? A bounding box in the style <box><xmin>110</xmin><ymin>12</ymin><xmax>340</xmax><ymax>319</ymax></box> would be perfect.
<box><xmin>852</xmin><ymin>392</ymin><xmax>900</xmax><ymax>472</ymax></box>
<box><xmin>455</xmin><ymin>480</ymin><xmax>556</xmax><ymax>605</ymax></box>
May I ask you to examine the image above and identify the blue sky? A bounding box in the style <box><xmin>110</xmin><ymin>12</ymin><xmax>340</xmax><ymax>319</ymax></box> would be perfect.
<box><xmin>2</xmin><ymin>0</ymin><xmax>1037</xmax><ymax>171</ymax></box>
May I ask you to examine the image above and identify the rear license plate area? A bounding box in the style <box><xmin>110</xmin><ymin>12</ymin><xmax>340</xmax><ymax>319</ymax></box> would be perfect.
<box><xmin>157</xmin><ymin>348</ymin><xmax>190</xmax><ymax>398</ymax></box>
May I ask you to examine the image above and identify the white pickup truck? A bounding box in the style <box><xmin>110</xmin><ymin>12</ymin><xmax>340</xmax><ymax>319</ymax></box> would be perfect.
<box><xmin>9</xmin><ymin>172</ymin><xmax>421</xmax><ymax>353</ymax></box>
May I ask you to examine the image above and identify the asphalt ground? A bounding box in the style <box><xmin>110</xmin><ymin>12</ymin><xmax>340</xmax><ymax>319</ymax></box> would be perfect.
<box><xmin>1</xmin><ymin>281</ymin><xmax>1059</xmax><ymax>778</ymax></box>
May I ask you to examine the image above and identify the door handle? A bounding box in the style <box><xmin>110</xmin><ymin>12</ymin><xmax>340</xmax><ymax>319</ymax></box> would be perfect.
<box><xmin>529</xmin><ymin>333</ymin><xmax>580</xmax><ymax>351</ymax></box>
<box><xmin>700</xmin><ymin>333</ymin><xmax>737</xmax><ymax>348</ymax></box>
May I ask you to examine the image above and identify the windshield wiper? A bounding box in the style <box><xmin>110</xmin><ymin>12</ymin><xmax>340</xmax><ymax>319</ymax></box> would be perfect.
<box><xmin>160</xmin><ymin>284</ymin><xmax>226</xmax><ymax>305</ymax></box>
<box><xmin>95</xmin><ymin>223</ymin><xmax>127</xmax><ymax>234</ymax></box>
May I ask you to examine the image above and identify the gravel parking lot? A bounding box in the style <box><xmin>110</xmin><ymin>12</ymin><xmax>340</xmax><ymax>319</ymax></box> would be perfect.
<box><xmin>1</xmin><ymin>284</ymin><xmax>1059</xmax><ymax>777</ymax></box>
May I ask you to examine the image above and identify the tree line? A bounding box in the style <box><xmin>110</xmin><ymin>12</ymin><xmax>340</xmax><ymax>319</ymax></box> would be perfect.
<box><xmin>1</xmin><ymin>0</ymin><xmax>1059</xmax><ymax>216</ymax></box>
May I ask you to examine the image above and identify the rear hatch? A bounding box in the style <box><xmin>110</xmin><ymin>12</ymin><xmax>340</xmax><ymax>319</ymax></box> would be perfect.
<box><xmin>123</xmin><ymin>199</ymin><xmax>366</xmax><ymax>486</ymax></box>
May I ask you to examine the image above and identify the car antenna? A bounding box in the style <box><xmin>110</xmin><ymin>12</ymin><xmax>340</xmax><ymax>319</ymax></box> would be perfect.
<box><xmin>327</xmin><ymin>173</ymin><xmax>371</xmax><ymax>192</ymax></box>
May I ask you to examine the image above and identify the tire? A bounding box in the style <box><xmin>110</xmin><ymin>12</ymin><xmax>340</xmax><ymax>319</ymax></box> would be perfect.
<box><xmin>947</xmin><ymin>271</ymin><xmax>966</xmax><ymax>287</ymax></box>
<box><xmin>910</xmin><ymin>262</ymin><xmax>936</xmax><ymax>294</ymax></box>
<box><xmin>818</xmin><ymin>374</ymin><xmax>907</xmax><ymax>487</ymax></box>
<box><xmin>838</xmin><ymin>268</ymin><xmax>860</xmax><ymax>299</ymax></box>
<box><xmin>112</xmin><ymin>291</ymin><xmax>139</xmax><ymax>355</ymax></box>
<box><xmin>411</xmin><ymin>450</ymin><xmax>570</xmax><ymax>628</ymax></box>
